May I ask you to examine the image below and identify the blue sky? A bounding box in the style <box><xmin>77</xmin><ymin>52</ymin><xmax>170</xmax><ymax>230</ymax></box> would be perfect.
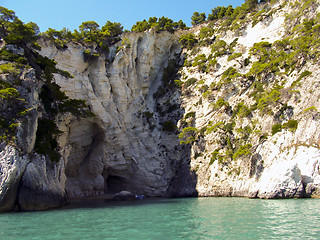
<box><xmin>1</xmin><ymin>0</ymin><xmax>245</xmax><ymax>32</ymax></box>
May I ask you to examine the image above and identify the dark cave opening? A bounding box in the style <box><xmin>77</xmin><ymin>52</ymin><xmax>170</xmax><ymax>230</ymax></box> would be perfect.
<box><xmin>105</xmin><ymin>175</ymin><xmax>128</xmax><ymax>194</ymax></box>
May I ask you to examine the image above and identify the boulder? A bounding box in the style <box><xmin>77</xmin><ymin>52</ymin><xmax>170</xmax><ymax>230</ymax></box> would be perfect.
<box><xmin>112</xmin><ymin>191</ymin><xmax>135</xmax><ymax>200</ymax></box>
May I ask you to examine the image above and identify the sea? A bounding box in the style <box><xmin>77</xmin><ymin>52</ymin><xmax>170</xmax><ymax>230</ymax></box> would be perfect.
<box><xmin>0</xmin><ymin>197</ymin><xmax>319</xmax><ymax>240</ymax></box>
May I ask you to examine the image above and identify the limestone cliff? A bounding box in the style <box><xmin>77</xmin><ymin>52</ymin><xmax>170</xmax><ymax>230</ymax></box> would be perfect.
<box><xmin>1</xmin><ymin>0</ymin><xmax>320</xmax><ymax>212</ymax></box>
<box><xmin>0</xmin><ymin>29</ymin><xmax>195</xmax><ymax>211</ymax></box>
<box><xmin>178</xmin><ymin>0</ymin><xmax>320</xmax><ymax>198</ymax></box>
<box><xmin>39</xmin><ymin>30</ymin><xmax>188</xmax><ymax>199</ymax></box>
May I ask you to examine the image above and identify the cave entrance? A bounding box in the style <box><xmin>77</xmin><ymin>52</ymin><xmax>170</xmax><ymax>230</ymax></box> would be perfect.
<box><xmin>65</xmin><ymin>120</ymin><xmax>106</xmax><ymax>198</ymax></box>
<box><xmin>101</xmin><ymin>167</ymin><xmax>132</xmax><ymax>194</ymax></box>
<box><xmin>105</xmin><ymin>175</ymin><xmax>128</xmax><ymax>194</ymax></box>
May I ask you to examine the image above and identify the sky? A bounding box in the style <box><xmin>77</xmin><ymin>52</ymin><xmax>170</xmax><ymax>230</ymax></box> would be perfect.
<box><xmin>1</xmin><ymin>0</ymin><xmax>245</xmax><ymax>32</ymax></box>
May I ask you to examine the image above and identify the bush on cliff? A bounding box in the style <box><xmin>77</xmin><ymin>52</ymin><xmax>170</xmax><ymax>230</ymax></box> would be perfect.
<box><xmin>179</xmin><ymin>127</ymin><xmax>198</xmax><ymax>144</ymax></box>
<box><xmin>44</xmin><ymin>20</ymin><xmax>123</xmax><ymax>51</ymax></box>
<box><xmin>179</xmin><ymin>33</ymin><xmax>198</xmax><ymax>50</ymax></box>
<box><xmin>0</xmin><ymin>7</ymin><xmax>94</xmax><ymax>162</ymax></box>
<box><xmin>191</xmin><ymin>12</ymin><xmax>206</xmax><ymax>26</ymax></box>
<box><xmin>0</xmin><ymin>6</ymin><xmax>40</xmax><ymax>46</ymax></box>
<box><xmin>131</xmin><ymin>17</ymin><xmax>186</xmax><ymax>33</ymax></box>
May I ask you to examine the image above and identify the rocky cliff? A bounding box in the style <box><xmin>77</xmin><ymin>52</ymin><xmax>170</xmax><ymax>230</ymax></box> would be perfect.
<box><xmin>178</xmin><ymin>0</ymin><xmax>320</xmax><ymax>198</ymax></box>
<box><xmin>1</xmin><ymin>0</ymin><xmax>320</xmax><ymax>211</ymax></box>
<box><xmin>38</xmin><ymin>30</ymin><xmax>190</xmax><ymax>199</ymax></box>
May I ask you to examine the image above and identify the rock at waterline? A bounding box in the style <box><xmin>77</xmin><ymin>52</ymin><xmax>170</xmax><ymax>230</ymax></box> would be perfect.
<box><xmin>112</xmin><ymin>191</ymin><xmax>135</xmax><ymax>200</ymax></box>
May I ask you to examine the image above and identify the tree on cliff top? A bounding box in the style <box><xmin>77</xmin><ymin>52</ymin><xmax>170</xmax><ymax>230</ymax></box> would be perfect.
<box><xmin>208</xmin><ymin>5</ymin><xmax>234</xmax><ymax>21</ymax></box>
<box><xmin>43</xmin><ymin>20</ymin><xmax>123</xmax><ymax>51</ymax></box>
<box><xmin>0</xmin><ymin>6</ymin><xmax>17</xmax><ymax>38</ymax></box>
<box><xmin>245</xmin><ymin>0</ymin><xmax>259</xmax><ymax>9</ymax></box>
<box><xmin>131</xmin><ymin>17</ymin><xmax>186</xmax><ymax>33</ymax></box>
<box><xmin>0</xmin><ymin>7</ymin><xmax>39</xmax><ymax>45</ymax></box>
<box><xmin>191</xmin><ymin>12</ymin><xmax>206</xmax><ymax>26</ymax></box>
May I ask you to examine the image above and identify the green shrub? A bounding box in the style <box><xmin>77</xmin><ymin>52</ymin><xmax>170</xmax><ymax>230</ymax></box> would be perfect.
<box><xmin>34</xmin><ymin>118</ymin><xmax>62</xmax><ymax>162</ymax></box>
<box><xmin>271</xmin><ymin>123</ymin><xmax>282</xmax><ymax>135</ymax></box>
<box><xmin>252</xmin><ymin>9</ymin><xmax>266</xmax><ymax>27</ymax></box>
<box><xmin>220</xmin><ymin>67</ymin><xmax>241</xmax><ymax>85</ymax></box>
<box><xmin>208</xmin><ymin>5</ymin><xmax>234</xmax><ymax>20</ymax></box>
<box><xmin>291</xmin><ymin>70</ymin><xmax>312</xmax><ymax>88</ymax></box>
<box><xmin>213</xmin><ymin>98</ymin><xmax>229</xmax><ymax>110</ymax></box>
<box><xmin>209</xmin><ymin>149</ymin><xmax>223</xmax><ymax>165</ymax></box>
<box><xmin>272</xmin><ymin>119</ymin><xmax>298</xmax><ymax>135</ymax></box>
<box><xmin>179</xmin><ymin>33</ymin><xmax>198</xmax><ymax>49</ymax></box>
<box><xmin>131</xmin><ymin>17</ymin><xmax>186</xmax><ymax>33</ymax></box>
<box><xmin>35</xmin><ymin>53</ymin><xmax>67</xmax><ymax>81</ymax></box>
<box><xmin>199</xmin><ymin>84</ymin><xmax>209</xmax><ymax>94</ymax></box>
<box><xmin>143</xmin><ymin>111</ymin><xmax>154</xmax><ymax>119</ymax></box>
<box><xmin>191</xmin><ymin>12</ymin><xmax>206</xmax><ymax>26</ymax></box>
<box><xmin>192</xmin><ymin>54</ymin><xmax>207</xmax><ymax>72</ymax></box>
<box><xmin>179</xmin><ymin>127</ymin><xmax>198</xmax><ymax>144</ymax></box>
<box><xmin>185</xmin><ymin>111</ymin><xmax>196</xmax><ymax>119</ymax></box>
<box><xmin>232</xmin><ymin>102</ymin><xmax>252</xmax><ymax>118</ymax></box>
<box><xmin>83</xmin><ymin>49</ymin><xmax>100</xmax><ymax>61</ymax></box>
<box><xmin>183</xmin><ymin>59</ymin><xmax>192</xmax><ymax>67</ymax></box>
<box><xmin>0</xmin><ymin>87</ymin><xmax>19</xmax><ymax>99</ymax></box>
<box><xmin>244</xmin><ymin>57</ymin><xmax>250</xmax><ymax>66</ymax></box>
<box><xmin>0</xmin><ymin>62</ymin><xmax>21</xmax><ymax>75</ymax></box>
<box><xmin>206</xmin><ymin>58</ymin><xmax>218</xmax><ymax>72</ymax></box>
<box><xmin>0</xmin><ymin>49</ymin><xmax>27</xmax><ymax>64</ymax></box>
<box><xmin>283</xmin><ymin>119</ymin><xmax>298</xmax><ymax>132</ymax></box>
<box><xmin>0</xmin><ymin>79</ymin><xmax>11</xmax><ymax>89</ymax></box>
<box><xmin>229</xmin><ymin>38</ymin><xmax>239</xmax><ymax>53</ymax></box>
<box><xmin>259</xmin><ymin>133</ymin><xmax>268</xmax><ymax>142</ymax></box>
<box><xmin>174</xmin><ymin>79</ymin><xmax>183</xmax><ymax>88</ymax></box>
<box><xmin>237</xmin><ymin>125</ymin><xmax>252</xmax><ymax>140</ymax></box>
<box><xmin>184</xmin><ymin>78</ymin><xmax>197</xmax><ymax>88</ymax></box>
<box><xmin>228</xmin><ymin>52</ymin><xmax>242</xmax><ymax>62</ymax></box>
<box><xmin>153</xmin><ymin>58</ymin><xmax>180</xmax><ymax>99</ymax></box>
<box><xmin>211</xmin><ymin>39</ymin><xmax>228</xmax><ymax>57</ymax></box>
<box><xmin>162</xmin><ymin>121</ymin><xmax>177</xmax><ymax>132</ymax></box>
<box><xmin>302</xmin><ymin>106</ymin><xmax>318</xmax><ymax>113</ymax></box>
<box><xmin>222</xmin><ymin>121</ymin><xmax>235</xmax><ymax>134</ymax></box>
<box><xmin>58</xmin><ymin>99</ymin><xmax>94</xmax><ymax>118</ymax></box>
<box><xmin>233</xmin><ymin>143</ymin><xmax>252</xmax><ymax>160</ymax></box>
<box><xmin>256</xmin><ymin>89</ymin><xmax>281</xmax><ymax>114</ymax></box>
<box><xmin>206</xmin><ymin>121</ymin><xmax>224</xmax><ymax>134</ymax></box>
<box><xmin>162</xmin><ymin>59</ymin><xmax>179</xmax><ymax>85</ymax></box>
<box><xmin>199</xmin><ymin>27</ymin><xmax>214</xmax><ymax>40</ymax></box>
<box><xmin>121</xmin><ymin>37</ymin><xmax>131</xmax><ymax>49</ymax></box>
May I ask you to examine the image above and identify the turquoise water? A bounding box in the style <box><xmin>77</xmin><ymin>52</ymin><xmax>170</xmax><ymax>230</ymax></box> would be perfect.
<box><xmin>0</xmin><ymin>197</ymin><xmax>319</xmax><ymax>240</ymax></box>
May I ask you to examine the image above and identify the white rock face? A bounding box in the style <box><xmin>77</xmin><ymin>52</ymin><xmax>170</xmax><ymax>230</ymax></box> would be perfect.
<box><xmin>39</xmin><ymin>30</ymin><xmax>184</xmax><ymax>198</ymax></box>
<box><xmin>0</xmin><ymin>145</ymin><xmax>29</xmax><ymax>211</ymax></box>
<box><xmin>18</xmin><ymin>153</ymin><xmax>68</xmax><ymax>210</ymax></box>
<box><xmin>256</xmin><ymin>132</ymin><xmax>320</xmax><ymax>197</ymax></box>
<box><xmin>1</xmin><ymin>1</ymin><xmax>319</xmax><ymax>212</ymax></box>
<box><xmin>179</xmin><ymin>0</ymin><xmax>320</xmax><ymax>198</ymax></box>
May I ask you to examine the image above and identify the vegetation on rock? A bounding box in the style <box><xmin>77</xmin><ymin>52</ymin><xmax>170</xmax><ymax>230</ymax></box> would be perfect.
<box><xmin>0</xmin><ymin>7</ymin><xmax>93</xmax><ymax>161</ymax></box>
<box><xmin>43</xmin><ymin>20</ymin><xmax>123</xmax><ymax>52</ymax></box>
<box><xmin>1</xmin><ymin>0</ymin><xmax>320</xmax><ymax>200</ymax></box>
<box><xmin>131</xmin><ymin>17</ymin><xmax>187</xmax><ymax>33</ymax></box>
<box><xmin>174</xmin><ymin>0</ymin><xmax>320</xmax><ymax>176</ymax></box>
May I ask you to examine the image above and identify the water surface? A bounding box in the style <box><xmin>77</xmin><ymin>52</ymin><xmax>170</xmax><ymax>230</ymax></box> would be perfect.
<box><xmin>0</xmin><ymin>197</ymin><xmax>319</xmax><ymax>239</ymax></box>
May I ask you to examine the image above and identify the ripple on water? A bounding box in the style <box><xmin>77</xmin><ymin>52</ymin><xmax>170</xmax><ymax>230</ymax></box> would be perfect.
<box><xmin>0</xmin><ymin>198</ymin><xmax>319</xmax><ymax>240</ymax></box>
